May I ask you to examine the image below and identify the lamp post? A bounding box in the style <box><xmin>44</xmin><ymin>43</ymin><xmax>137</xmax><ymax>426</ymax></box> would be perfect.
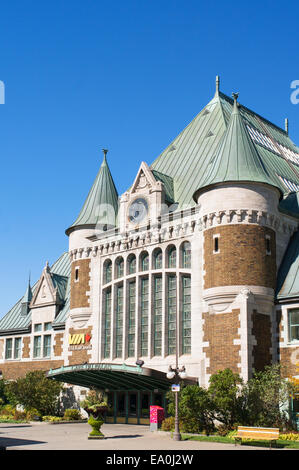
<box><xmin>166</xmin><ymin>296</ymin><xmax>187</xmax><ymax>441</ymax></box>
<box><xmin>166</xmin><ymin>364</ymin><xmax>187</xmax><ymax>441</ymax></box>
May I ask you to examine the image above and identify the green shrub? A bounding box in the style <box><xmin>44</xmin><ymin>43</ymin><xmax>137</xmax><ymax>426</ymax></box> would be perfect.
<box><xmin>216</xmin><ymin>423</ymin><xmax>233</xmax><ymax>436</ymax></box>
<box><xmin>13</xmin><ymin>410</ymin><xmax>27</xmax><ymax>421</ymax></box>
<box><xmin>42</xmin><ymin>416</ymin><xmax>64</xmax><ymax>422</ymax></box>
<box><xmin>0</xmin><ymin>404</ymin><xmax>15</xmax><ymax>417</ymax></box>
<box><xmin>25</xmin><ymin>408</ymin><xmax>42</xmax><ymax>421</ymax></box>
<box><xmin>63</xmin><ymin>408</ymin><xmax>82</xmax><ymax>421</ymax></box>
<box><xmin>161</xmin><ymin>417</ymin><xmax>189</xmax><ymax>432</ymax></box>
<box><xmin>226</xmin><ymin>430</ymin><xmax>237</xmax><ymax>439</ymax></box>
<box><xmin>161</xmin><ymin>417</ymin><xmax>175</xmax><ymax>431</ymax></box>
<box><xmin>280</xmin><ymin>432</ymin><xmax>299</xmax><ymax>441</ymax></box>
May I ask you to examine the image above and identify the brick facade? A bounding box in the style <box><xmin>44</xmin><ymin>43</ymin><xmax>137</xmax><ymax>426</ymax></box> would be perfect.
<box><xmin>252</xmin><ymin>311</ymin><xmax>272</xmax><ymax>371</ymax></box>
<box><xmin>68</xmin><ymin>326</ymin><xmax>92</xmax><ymax>365</ymax></box>
<box><xmin>203</xmin><ymin>225</ymin><xmax>276</xmax><ymax>290</ymax></box>
<box><xmin>280</xmin><ymin>347</ymin><xmax>299</xmax><ymax>378</ymax></box>
<box><xmin>53</xmin><ymin>333</ymin><xmax>64</xmax><ymax>357</ymax></box>
<box><xmin>22</xmin><ymin>337</ymin><xmax>30</xmax><ymax>359</ymax></box>
<box><xmin>277</xmin><ymin>310</ymin><xmax>299</xmax><ymax>378</ymax></box>
<box><xmin>70</xmin><ymin>259</ymin><xmax>91</xmax><ymax>309</ymax></box>
<box><xmin>203</xmin><ymin>308</ymin><xmax>241</xmax><ymax>375</ymax></box>
<box><xmin>0</xmin><ymin>360</ymin><xmax>64</xmax><ymax>381</ymax></box>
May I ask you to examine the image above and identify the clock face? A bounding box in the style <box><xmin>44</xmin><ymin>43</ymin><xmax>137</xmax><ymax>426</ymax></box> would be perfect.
<box><xmin>128</xmin><ymin>198</ymin><xmax>148</xmax><ymax>224</ymax></box>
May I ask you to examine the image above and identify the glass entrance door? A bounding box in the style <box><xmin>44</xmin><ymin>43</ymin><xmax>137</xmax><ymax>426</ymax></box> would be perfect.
<box><xmin>128</xmin><ymin>392</ymin><xmax>137</xmax><ymax>424</ymax></box>
<box><xmin>116</xmin><ymin>392</ymin><xmax>126</xmax><ymax>423</ymax></box>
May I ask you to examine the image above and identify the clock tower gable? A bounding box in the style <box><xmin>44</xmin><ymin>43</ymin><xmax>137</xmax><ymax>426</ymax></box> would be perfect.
<box><xmin>118</xmin><ymin>161</ymin><xmax>167</xmax><ymax>232</ymax></box>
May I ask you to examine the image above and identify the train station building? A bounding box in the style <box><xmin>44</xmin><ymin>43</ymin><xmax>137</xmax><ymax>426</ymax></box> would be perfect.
<box><xmin>1</xmin><ymin>78</ymin><xmax>299</xmax><ymax>426</ymax></box>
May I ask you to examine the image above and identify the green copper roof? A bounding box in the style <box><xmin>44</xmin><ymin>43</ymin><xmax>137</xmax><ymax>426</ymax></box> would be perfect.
<box><xmin>276</xmin><ymin>231</ymin><xmax>299</xmax><ymax>300</ymax></box>
<box><xmin>279</xmin><ymin>191</ymin><xmax>299</xmax><ymax>219</ymax></box>
<box><xmin>21</xmin><ymin>279</ymin><xmax>33</xmax><ymax>305</ymax></box>
<box><xmin>194</xmin><ymin>94</ymin><xmax>282</xmax><ymax>198</ymax></box>
<box><xmin>0</xmin><ymin>252</ymin><xmax>70</xmax><ymax>333</ymax></box>
<box><xmin>151</xmin><ymin>88</ymin><xmax>228</xmax><ymax>209</ymax></box>
<box><xmin>151</xmin><ymin>80</ymin><xmax>299</xmax><ymax>209</ymax></box>
<box><xmin>151</xmin><ymin>169</ymin><xmax>174</xmax><ymax>203</ymax></box>
<box><xmin>66</xmin><ymin>151</ymin><xmax>119</xmax><ymax>234</ymax></box>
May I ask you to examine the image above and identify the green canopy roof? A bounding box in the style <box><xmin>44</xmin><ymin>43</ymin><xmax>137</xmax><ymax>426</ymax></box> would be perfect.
<box><xmin>66</xmin><ymin>151</ymin><xmax>119</xmax><ymax>235</ymax></box>
<box><xmin>47</xmin><ymin>362</ymin><xmax>197</xmax><ymax>391</ymax></box>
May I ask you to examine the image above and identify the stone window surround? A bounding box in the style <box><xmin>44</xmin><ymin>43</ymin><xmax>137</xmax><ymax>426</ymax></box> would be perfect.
<box><xmin>213</xmin><ymin>233</ymin><xmax>220</xmax><ymax>254</ymax></box>
<box><xmin>74</xmin><ymin>266</ymin><xmax>80</xmax><ymax>283</ymax></box>
<box><xmin>279</xmin><ymin>303</ymin><xmax>299</xmax><ymax>347</ymax></box>
<box><xmin>286</xmin><ymin>307</ymin><xmax>299</xmax><ymax>344</ymax></box>
<box><xmin>99</xmin><ymin>241</ymin><xmax>192</xmax><ymax>361</ymax></box>
<box><xmin>4</xmin><ymin>337</ymin><xmax>22</xmax><ymax>360</ymax></box>
<box><xmin>101</xmin><ymin>240</ymin><xmax>192</xmax><ymax>284</ymax></box>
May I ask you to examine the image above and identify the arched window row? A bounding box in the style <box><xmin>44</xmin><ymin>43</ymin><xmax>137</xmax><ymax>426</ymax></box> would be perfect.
<box><xmin>102</xmin><ymin>273</ymin><xmax>191</xmax><ymax>359</ymax></box>
<box><xmin>103</xmin><ymin>241</ymin><xmax>191</xmax><ymax>284</ymax></box>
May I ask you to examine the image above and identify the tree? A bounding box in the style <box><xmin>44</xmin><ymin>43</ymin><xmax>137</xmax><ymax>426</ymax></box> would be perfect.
<box><xmin>167</xmin><ymin>384</ymin><xmax>215</xmax><ymax>434</ymax></box>
<box><xmin>0</xmin><ymin>376</ymin><xmax>9</xmax><ymax>407</ymax></box>
<box><xmin>243</xmin><ymin>364</ymin><xmax>295</xmax><ymax>428</ymax></box>
<box><xmin>207</xmin><ymin>368</ymin><xmax>245</xmax><ymax>429</ymax></box>
<box><xmin>6</xmin><ymin>370</ymin><xmax>63</xmax><ymax>416</ymax></box>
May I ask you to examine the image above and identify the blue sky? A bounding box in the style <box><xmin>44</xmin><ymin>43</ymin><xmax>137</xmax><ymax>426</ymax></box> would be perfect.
<box><xmin>0</xmin><ymin>0</ymin><xmax>298</xmax><ymax>317</ymax></box>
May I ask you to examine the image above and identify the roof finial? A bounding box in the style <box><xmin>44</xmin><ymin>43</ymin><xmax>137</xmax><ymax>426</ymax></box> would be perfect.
<box><xmin>232</xmin><ymin>91</ymin><xmax>239</xmax><ymax>102</ymax></box>
<box><xmin>102</xmin><ymin>148</ymin><xmax>108</xmax><ymax>161</ymax></box>
<box><xmin>232</xmin><ymin>92</ymin><xmax>239</xmax><ymax>113</ymax></box>
<box><xmin>285</xmin><ymin>118</ymin><xmax>289</xmax><ymax>135</ymax></box>
<box><xmin>216</xmin><ymin>75</ymin><xmax>220</xmax><ymax>94</ymax></box>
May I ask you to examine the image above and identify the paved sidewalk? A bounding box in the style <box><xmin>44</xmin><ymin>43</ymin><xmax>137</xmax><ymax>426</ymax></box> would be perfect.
<box><xmin>0</xmin><ymin>422</ymin><xmax>280</xmax><ymax>451</ymax></box>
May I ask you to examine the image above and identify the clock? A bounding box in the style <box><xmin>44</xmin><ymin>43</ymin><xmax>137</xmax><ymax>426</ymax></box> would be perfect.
<box><xmin>128</xmin><ymin>198</ymin><xmax>148</xmax><ymax>224</ymax></box>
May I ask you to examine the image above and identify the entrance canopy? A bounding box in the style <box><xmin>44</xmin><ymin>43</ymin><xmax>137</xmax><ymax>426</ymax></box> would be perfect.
<box><xmin>47</xmin><ymin>362</ymin><xmax>197</xmax><ymax>391</ymax></box>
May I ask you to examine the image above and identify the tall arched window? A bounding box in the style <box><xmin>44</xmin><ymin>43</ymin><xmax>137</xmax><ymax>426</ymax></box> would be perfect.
<box><xmin>140</xmin><ymin>252</ymin><xmax>149</xmax><ymax>272</ymax></box>
<box><xmin>153</xmin><ymin>248</ymin><xmax>163</xmax><ymax>270</ymax></box>
<box><xmin>181</xmin><ymin>241</ymin><xmax>191</xmax><ymax>269</ymax></box>
<box><xmin>115</xmin><ymin>257</ymin><xmax>124</xmax><ymax>278</ymax></box>
<box><xmin>127</xmin><ymin>254</ymin><xmax>136</xmax><ymax>275</ymax></box>
<box><xmin>104</xmin><ymin>260</ymin><xmax>112</xmax><ymax>284</ymax></box>
<box><xmin>167</xmin><ymin>245</ymin><xmax>176</xmax><ymax>268</ymax></box>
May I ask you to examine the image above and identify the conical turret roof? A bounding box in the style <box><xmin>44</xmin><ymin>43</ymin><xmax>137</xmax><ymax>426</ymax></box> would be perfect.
<box><xmin>194</xmin><ymin>93</ymin><xmax>283</xmax><ymax>200</ymax></box>
<box><xmin>66</xmin><ymin>150</ymin><xmax>119</xmax><ymax>235</ymax></box>
<box><xmin>21</xmin><ymin>277</ymin><xmax>33</xmax><ymax>305</ymax></box>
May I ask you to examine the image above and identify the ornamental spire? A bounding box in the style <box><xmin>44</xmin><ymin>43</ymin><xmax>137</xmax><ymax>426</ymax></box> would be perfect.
<box><xmin>66</xmin><ymin>148</ymin><xmax>119</xmax><ymax>235</ymax></box>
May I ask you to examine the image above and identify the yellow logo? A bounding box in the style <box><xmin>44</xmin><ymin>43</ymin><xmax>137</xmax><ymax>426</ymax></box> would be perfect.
<box><xmin>69</xmin><ymin>334</ymin><xmax>85</xmax><ymax>345</ymax></box>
